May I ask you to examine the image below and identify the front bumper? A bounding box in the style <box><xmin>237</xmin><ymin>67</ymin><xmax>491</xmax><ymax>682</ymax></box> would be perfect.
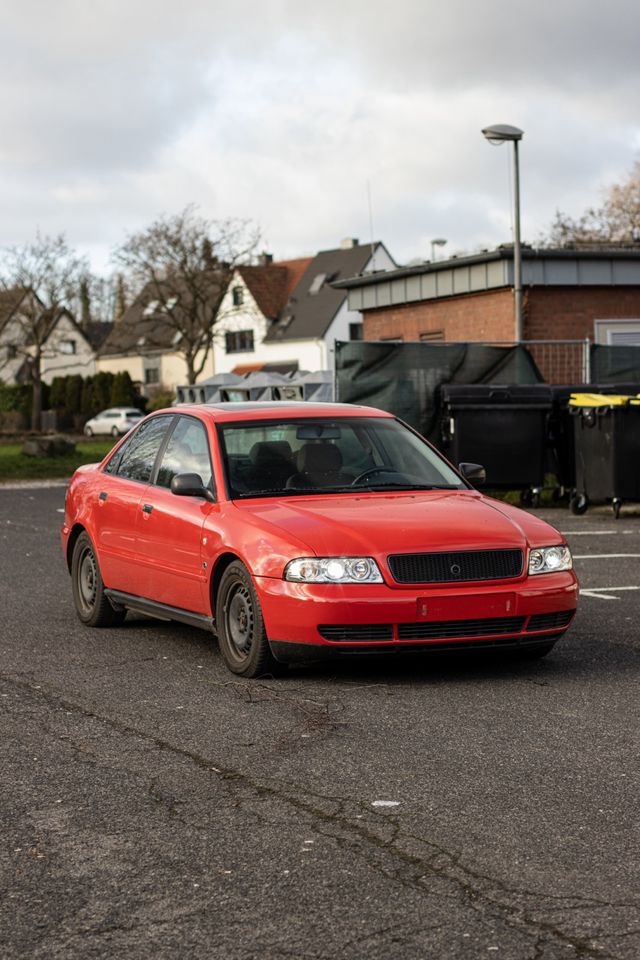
<box><xmin>256</xmin><ymin>572</ymin><xmax>578</xmax><ymax>663</ymax></box>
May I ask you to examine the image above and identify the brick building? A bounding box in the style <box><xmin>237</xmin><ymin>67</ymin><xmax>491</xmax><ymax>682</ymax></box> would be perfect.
<box><xmin>336</xmin><ymin>245</ymin><xmax>640</xmax><ymax>342</ymax></box>
<box><xmin>335</xmin><ymin>245</ymin><xmax>640</xmax><ymax>381</ymax></box>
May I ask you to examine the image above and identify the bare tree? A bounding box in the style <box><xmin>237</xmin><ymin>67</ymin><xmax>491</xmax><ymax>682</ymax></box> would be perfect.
<box><xmin>0</xmin><ymin>234</ymin><xmax>86</xmax><ymax>430</ymax></box>
<box><xmin>543</xmin><ymin>159</ymin><xmax>640</xmax><ymax>246</ymax></box>
<box><xmin>113</xmin><ymin>207</ymin><xmax>259</xmax><ymax>384</ymax></box>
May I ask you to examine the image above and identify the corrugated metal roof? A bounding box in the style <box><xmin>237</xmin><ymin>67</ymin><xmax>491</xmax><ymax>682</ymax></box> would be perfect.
<box><xmin>335</xmin><ymin>244</ymin><xmax>640</xmax><ymax>312</ymax></box>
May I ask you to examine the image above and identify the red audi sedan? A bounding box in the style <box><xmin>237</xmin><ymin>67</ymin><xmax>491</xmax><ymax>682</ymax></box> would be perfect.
<box><xmin>61</xmin><ymin>402</ymin><xmax>578</xmax><ymax>677</ymax></box>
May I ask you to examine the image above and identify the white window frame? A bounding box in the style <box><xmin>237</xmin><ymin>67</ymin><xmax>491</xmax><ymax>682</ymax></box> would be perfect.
<box><xmin>594</xmin><ymin>319</ymin><xmax>640</xmax><ymax>346</ymax></box>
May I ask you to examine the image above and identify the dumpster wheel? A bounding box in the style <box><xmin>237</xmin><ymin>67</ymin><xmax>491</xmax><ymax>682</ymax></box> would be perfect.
<box><xmin>569</xmin><ymin>494</ymin><xmax>589</xmax><ymax>516</ymax></box>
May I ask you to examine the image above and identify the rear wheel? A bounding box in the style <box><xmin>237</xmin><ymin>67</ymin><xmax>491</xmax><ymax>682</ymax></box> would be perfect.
<box><xmin>71</xmin><ymin>532</ymin><xmax>125</xmax><ymax>628</ymax></box>
<box><xmin>216</xmin><ymin>562</ymin><xmax>280</xmax><ymax>677</ymax></box>
<box><xmin>111</xmin><ymin>426</ymin><xmax>119</xmax><ymax>437</ymax></box>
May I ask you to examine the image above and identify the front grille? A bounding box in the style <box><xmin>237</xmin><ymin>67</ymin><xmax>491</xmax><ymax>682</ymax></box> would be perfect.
<box><xmin>398</xmin><ymin>616</ymin><xmax>525</xmax><ymax>641</ymax></box>
<box><xmin>388</xmin><ymin>549</ymin><xmax>523</xmax><ymax>584</ymax></box>
<box><xmin>526</xmin><ymin>610</ymin><xmax>574</xmax><ymax>632</ymax></box>
<box><xmin>318</xmin><ymin>624</ymin><xmax>394</xmax><ymax>643</ymax></box>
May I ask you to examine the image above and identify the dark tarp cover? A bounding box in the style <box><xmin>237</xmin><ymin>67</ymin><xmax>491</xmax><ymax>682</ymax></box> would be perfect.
<box><xmin>335</xmin><ymin>341</ymin><xmax>543</xmax><ymax>443</ymax></box>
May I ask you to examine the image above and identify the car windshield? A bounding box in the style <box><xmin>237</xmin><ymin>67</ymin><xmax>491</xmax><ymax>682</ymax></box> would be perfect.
<box><xmin>218</xmin><ymin>417</ymin><xmax>465</xmax><ymax>499</ymax></box>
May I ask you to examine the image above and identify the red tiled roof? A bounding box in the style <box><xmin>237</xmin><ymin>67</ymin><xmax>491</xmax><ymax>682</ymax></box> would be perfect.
<box><xmin>278</xmin><ymin>257</ymin><xmax>314</xmax><ymax>299</ymax></box>
<box><xmin>232</xmin><ymin>363</ymin><xmax>264</xmax><ymax>375</ymax></box>
<box><xmin>237</xmin><ymin>257</ymin><xmax>314</xmax><ymax>320</ymax></box>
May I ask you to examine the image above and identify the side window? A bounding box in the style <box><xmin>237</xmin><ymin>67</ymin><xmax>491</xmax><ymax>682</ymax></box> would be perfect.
<box><xmin>115</xmin><ymin>416</ymin><xmax>173</xmax><ymax>483</ymax></box>
<box><xmin>156</xmin><ymin>417</ymin><xmax>213</xmax><ymax>491</ymax></box>
<box><xmin>103</xmin><ymin>431</ymin><xmax>135</xmax><ymax>475</ymax></box>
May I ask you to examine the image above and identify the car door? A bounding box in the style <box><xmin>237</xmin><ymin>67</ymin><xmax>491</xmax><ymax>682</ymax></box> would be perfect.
<box><xmin>133</xmin><ymin>415</ymin><xmax>219</xmax><ymax>614</ymax></box>
<box><xmin>92</xmin><ymin>414</ymin><xmax>175</xmax><ymax>593</ymax></box>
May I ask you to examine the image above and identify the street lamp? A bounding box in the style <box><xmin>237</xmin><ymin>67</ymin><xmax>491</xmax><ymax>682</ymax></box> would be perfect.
<box><xmin>430</xmin><ymin>237</ymin><xmax>447</xmax><ymax>261</ymax></box>
<box><xmin>482</xmin><ymin>123</ymin><xmax>524</xmax><ymax>341</ymax></box>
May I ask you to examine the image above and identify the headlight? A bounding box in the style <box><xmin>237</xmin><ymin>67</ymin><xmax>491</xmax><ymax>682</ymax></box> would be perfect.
<box><xmin>284</xmin><ymin>557</ymin><xmax>384</xmax><ymax>583</ymax></box>
<box><xmin>528</xmin><ymin>545</ymin><xmax>572</xmax><ymax>575</ymax></box>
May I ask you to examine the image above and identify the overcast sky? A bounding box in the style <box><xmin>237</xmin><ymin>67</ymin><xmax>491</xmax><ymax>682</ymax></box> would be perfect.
<box><xmin>2</xmin><ymin>0</ymin><xmax>640</xmax><ymax>272</ymax></box>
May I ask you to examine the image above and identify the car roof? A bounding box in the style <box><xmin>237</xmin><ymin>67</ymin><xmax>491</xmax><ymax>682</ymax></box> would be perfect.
<box><xmin>158</xmin><ymin>401</ymin><xmax>393</xmax><ymax>423</ymax></box>
<box><xmin>98</xmin><ymin>407</ymin><xmax>142</xmax><ymax>414</ymax></box>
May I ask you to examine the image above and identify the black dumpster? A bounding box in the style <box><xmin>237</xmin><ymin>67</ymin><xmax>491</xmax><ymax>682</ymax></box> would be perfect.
<box><xmin>440</xmin><ymin>384</ymin><xmax>553</xmax><ymax>505</ymax></box>
<box><xmin>548</xmin><ymin>384</ymin><xmax>640</xmax><ymax>500</ymax></box>
<box><xmin>570</xmin><ymin>398</ymin><xmax>640</xmax><ymax>518</ymax></box>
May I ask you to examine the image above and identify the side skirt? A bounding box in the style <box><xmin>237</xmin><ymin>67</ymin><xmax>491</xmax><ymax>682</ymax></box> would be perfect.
<box><xmin>105</xmin><ymin>589</ymin><xmax>215</xmax><ymax>633</ymax></box>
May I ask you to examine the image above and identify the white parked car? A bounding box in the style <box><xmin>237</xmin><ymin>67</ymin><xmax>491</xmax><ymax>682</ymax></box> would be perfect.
<box><xmin>83</xmin><ymin>408</ymin><xmax>144</xmax><ymax>438</ymax></box>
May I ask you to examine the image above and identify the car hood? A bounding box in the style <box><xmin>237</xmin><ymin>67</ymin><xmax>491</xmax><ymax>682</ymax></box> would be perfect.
<box><xmin>235</xmin><ymin>490</ymin><xmax>562</xmax><ymax>558</ymax></box>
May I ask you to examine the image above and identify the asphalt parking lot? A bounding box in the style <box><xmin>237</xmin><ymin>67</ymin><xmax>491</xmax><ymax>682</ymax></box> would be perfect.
<box><xmin>1</xmin><ymin>484</ymin><xmax>639</xmax><ymax>960</ymax></box>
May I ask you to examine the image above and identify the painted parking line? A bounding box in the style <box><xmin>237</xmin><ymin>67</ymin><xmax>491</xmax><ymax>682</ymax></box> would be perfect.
<box><xmin>561</xmin><ymin>530</ymin><xmax>617</xmax><ymax>536</ymax></box>
<box><xmin>581</xmin><ymin>586</ymin><xmax>640</xmax><ymax>601</ymax></box>
<box><xmin>573</xmin><ymin>554</ymin><xmax>640</xmax><ymax>560</ymax></box>
<box><xmin>560</xmin><ymin>530</ymin><xmax>638</xmax><ymax>536</ymax></box>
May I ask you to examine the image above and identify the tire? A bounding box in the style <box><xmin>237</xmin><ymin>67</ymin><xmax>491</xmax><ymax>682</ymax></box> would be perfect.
<box><xmin>216</xmin><ymin>561</ymin><xmax>280</xmax><ymax>678</ymax></box>
<box><xmin>111</xmin><ymin>426</ymin><xmax>120</xmax><ymax>438</ymax></box>
<box><xmin>71</xmin><ymin>532</ymin><xmax>125</xmax><ymax>628</ymax></box>
<box><xmin>569</xmin><ymin>494</ymin><xmax>588</xmax><ymax>516</ymax></box>
<box><xmin>84</xmin><ymin>426</ymin><xmax>93</xmax><ymax>437</ymax></box>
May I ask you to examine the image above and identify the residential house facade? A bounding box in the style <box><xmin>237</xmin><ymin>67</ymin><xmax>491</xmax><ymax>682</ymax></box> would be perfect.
<box><xmin>96</xmin><ymin>240</ymin><xmax>396</xmax><ymax>396</ymax></box>
<box><xmin>97</xmin><ymin>284</ymin><xmax>215</xmax><ymax>396</ymax></box>
<box><xmin>212</xmin><ymin>240</ymin><xmax>396</xmax><ymax>376</ymax></box>
<box><xmin>0</xmin><ymin>288</ymin><xmax>107</xmax><ymax>384</ymax></box>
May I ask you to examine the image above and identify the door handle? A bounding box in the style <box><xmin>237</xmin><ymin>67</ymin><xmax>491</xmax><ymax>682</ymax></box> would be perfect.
<box><xmin>142</xmin><ymin>503</ymin><xmax>153</xmax><ymax>514</ymax></box>
<box><xmin>99</xmin><ymin>491</ymin><xmax>108</xmax><ymax>501</ymax></box>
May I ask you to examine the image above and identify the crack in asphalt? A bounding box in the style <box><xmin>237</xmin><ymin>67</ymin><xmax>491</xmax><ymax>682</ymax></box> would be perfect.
<box><xmin>2</xmin><ymin>671</ymin><xmax>637</xmax><ymax>958</ymax></box>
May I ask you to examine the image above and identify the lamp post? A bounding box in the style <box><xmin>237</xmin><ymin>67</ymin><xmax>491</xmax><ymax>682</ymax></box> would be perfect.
<box><xmin>430</xmin><ymin>237</ymin><xmax>447</xmax><ymax>261</ymax></box>
<box><xmin>482</xmin><ymin>123</ymin><xmax>524</xmax><ymax>341</ymax></box>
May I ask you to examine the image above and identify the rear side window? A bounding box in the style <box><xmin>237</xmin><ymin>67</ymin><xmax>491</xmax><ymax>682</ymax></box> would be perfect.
<box><xmin>113</xmin><ymin>415</ymin><xmax>173</xmax><ymax>484</ymax></box>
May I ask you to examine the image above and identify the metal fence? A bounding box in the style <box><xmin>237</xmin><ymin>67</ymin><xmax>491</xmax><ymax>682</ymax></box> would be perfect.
<box><xmin>434</xmin><ymin>340</ymin><xmax>590</xmax><ymax>384</ymax></box>
<box><xmin>519</xmin><ymin>340</ymin><xmax>590</xmax><ymax>384</ymax></box>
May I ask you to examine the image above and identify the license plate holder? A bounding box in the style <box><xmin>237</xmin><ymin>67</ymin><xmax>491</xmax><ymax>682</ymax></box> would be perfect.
<box><xmin>416</xmin><ymin>593</ymin><xmax>516</xmax><ymax>620</ymax></box>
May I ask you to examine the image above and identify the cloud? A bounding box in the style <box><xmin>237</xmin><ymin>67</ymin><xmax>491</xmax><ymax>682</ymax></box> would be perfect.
<box><xmin>1</xmin><ymin>0</ymin><xmax>639</xmax><ymax>270</ymax></box>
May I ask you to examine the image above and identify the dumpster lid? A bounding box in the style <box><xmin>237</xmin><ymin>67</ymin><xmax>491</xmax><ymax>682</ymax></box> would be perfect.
<box><xmin>441</xmin><ymin>384</ymin><xmax>553</xmax><ymax>407</ymax></box>
<box><xmin>569</xmin><ymin>393</ymin><xmax>639</xmax><ymax>407</ymax></box>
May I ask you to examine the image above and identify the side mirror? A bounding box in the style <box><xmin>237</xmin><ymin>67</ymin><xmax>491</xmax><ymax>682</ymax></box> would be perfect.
<box><xmin>170</xmin><ymin>472</ymin><xmax>214</xmax><ymax>501</ymax></box>
<box><xmin>458</xmin><ymin>462</ymin><xmax>486</xmax><ymax>485</ymax></box>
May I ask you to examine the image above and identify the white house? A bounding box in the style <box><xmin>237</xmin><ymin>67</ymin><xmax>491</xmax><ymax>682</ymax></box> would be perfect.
<box><xmin>211</xmin><ymin>240</ymin><xmax>396</xmax><ymax>376</ymax></box>
<box><xmin>0</xmin><ymin>288</ymin><xmax>107</xmax><ymax>384</ymax></box>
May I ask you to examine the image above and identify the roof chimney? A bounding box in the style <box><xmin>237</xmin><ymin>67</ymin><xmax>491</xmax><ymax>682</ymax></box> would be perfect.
<box><xmin>340</xmin><ymin>238</ymin><xmax>359</xmax><ymax>249</ymax></box>
<box><xmin>258</xmin><ymin>252</ymin><xmax>273</xmax><ymax>266</ymax></box>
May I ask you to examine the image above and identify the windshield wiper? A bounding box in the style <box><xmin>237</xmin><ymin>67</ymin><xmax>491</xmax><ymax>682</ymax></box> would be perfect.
<box><xmin>234</xmin><ymin>483</ymin><xmax>461</xmax><ymax>498</ymax></box>
<box><xmin>234</xmin><ymin>488</ymin><xmax>303</xmax><ymax>498</ymax></box>
<box><xmin>353</xmin><ymin>482</ymin><xmax>461</xmax><ymax>491</ymax></box>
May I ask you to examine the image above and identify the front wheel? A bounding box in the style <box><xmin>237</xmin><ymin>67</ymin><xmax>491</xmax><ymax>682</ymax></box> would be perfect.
<box><xmin>216</xmin><ymin>562</ymin><xmax>280</xmax><ymax>677</ymax></box>
<box><xmin>111</xmin><ymin>426</ymin><xmax>120</xmax><ymax>438</ymax></box>
<box><xmin>71</xmin><ymin>532</ymin><xmax>125</xmax><ymax>628</ymax></box>
<box><xmin>84</xmin><ymin>425</ymin><xmax>93</xmax><ymax>437</ymax></box>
